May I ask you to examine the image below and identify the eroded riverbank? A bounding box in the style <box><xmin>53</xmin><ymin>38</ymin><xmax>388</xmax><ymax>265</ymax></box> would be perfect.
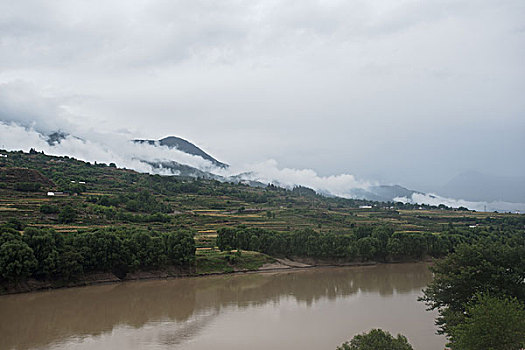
<box><xmin>0</xmin><ymin>256</ymin><xmax>429</xmax><ymax>295</ymax></box>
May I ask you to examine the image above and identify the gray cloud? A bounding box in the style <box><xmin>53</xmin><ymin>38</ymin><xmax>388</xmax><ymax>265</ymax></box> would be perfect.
<box><xmin>0</xmin><ymin>0</ymin><xmax>524</xmax><ymax>194</ymax></box>
<box><xmin>0</xmin><ymin>81</ymin><xmax>74</xmax><ymax>133</ymax></box>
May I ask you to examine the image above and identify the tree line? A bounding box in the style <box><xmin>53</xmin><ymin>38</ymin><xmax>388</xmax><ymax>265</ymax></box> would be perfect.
<box><xmin>216</xmin><ymin>225</ymin><xmax>467</xmax><ymax>261</ymax></box>
<box><xmin>0</xmin><ymin>226</ymin><xmax>195</xmax><ymax>284</ymax></box>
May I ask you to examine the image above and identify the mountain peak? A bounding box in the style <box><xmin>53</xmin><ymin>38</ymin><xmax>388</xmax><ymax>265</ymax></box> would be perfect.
<box><xmin>135</xmin><ymin>136</ymin><xmax>228</xmax><ymax>168</ymax></box>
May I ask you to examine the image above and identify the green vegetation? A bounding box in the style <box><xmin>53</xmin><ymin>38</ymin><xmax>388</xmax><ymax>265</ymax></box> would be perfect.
<box><xmin>0</xmin><ymin>226</ymin><xmax>195</xmax><ymax>284</ymax></box>
<box><xmin>40</xmin><ymin>204</ymin><xmax>59</xmax><ymax>214</ymax></box>
<box><xmin>337</xmin><ymin>233</ymin><xmax>525</xmax><ymax>350</ymax></box>
<box><xmin>0</xmin><ymin>150</ymin><xmax>524</xmax><ymax>296</ymax></box>
<box><xmin>14</xmin><ymin>182</ymin><xmax>41</xmax><ymax>192</ymax></box>
<box><xmin>58</xmin><ymin>205</ymin><xmax>77</xmax><ymax>223</ymax></box>
<box><xmin>195</xmin><ymin>249</ymin><xmax>274</xmax><ymax>274</ymax></box>
<box><xmin>420</xmin><ymin>234</ymin><xmax>525</xmax><ymax>349</ymax></box>
<box><xmin>448</xmin><ymin>294</ymin><xmax>525</xmax><ymax>350</ymax></box>
<box><xmin>215</xmin><ymin>223</ymin><xmax>518</xmax><ymax>263</ymax></box>
<box><xmin>0</xmin><ymin>239</ymin><xmax>37</xmax><ymax>282</ymax></box>
<box><xmin>336</xmin><ymin>329</ymin><xmax>413</xmax><ymax>350</ymax></box>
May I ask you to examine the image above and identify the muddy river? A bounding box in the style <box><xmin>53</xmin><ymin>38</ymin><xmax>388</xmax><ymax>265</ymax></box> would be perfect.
<box><xmin>0</xmin><ymin>262</ymin><xmax>446</xmax><ymax>350</ymax></box>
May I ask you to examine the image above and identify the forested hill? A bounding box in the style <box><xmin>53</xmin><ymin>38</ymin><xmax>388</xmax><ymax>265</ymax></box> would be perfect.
<box><xmin>0</xmin><ymin>149</ymin><xmax>450</xmax><ymax>226</ymax></box>
<box><xmin>0</xmin><ymin>149</ymin><xmax>523</xmax><ymax>293</ymax></box>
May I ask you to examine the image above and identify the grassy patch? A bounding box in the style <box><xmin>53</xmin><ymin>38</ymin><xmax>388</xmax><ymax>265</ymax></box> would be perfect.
<box><xmin>195</xmin><ymin>249</ymin><xmax>275</xmax><ymax>275</ymax></box>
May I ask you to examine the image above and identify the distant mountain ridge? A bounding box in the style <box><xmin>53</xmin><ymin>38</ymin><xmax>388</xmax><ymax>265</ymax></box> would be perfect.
<box><xmin>132</xmin><ymin>136</ymin><xmax>422</xmax><ymax>202</ymax></box>
<box><xmin>435</xmin><ymin>171</ymin><xmax>525</xmax><ymax>203</ymax></box>
<box><xmin>349</xmin><ymin>185</ymin><xmax>421</xmax><ymax>203</ymax></box>
<box><xmin>38</xmin><ymin>129</ymin><xmax>521</xmax><ymax>208</ymax></box>
<box><xmin>134</xmin><ymin>136</ymin><xmax>228</xmax><ymax>168</ymax></box>
<box><xmin>46</xmin><ymin>131</ymin><xmax>421</xmax><ymax>202</ymax></box>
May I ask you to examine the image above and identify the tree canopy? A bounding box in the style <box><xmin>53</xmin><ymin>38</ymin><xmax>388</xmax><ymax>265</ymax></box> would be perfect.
<box><xmin>420</xmin><ymin>234</ymin><xmax>525</xmax><ymax>348</ymax></box>
<box><xmin>448</xmin><ymin>294</ymin><xmax>525</xmax><ymax>350</ymax></box>
<box><xmin>0</xmin><ymin>226</ymin><xmax>195</xmax><ymax>284</ymax></box>
<box><xmin>336</xmin><ymin>329</ymin><xmax>413</xmax><ymax>350</ymax></box>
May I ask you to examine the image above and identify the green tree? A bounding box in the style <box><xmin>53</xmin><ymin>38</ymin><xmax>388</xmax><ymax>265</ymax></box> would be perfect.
<box><xmin>217</xmin><ymin>227</ymin><xmax>237</xmax><ymax>251</ymax></box>
<box><xmin>23</xmin><ymin>228</ymin><xmax>61</xmax><ymax>279</ymax></box>
<box><xmin>389</xmin><ymin>232</ymin><xmax>426</xmax><ymax>259</ymax></box>
<box><xmin>14</xmin><ymin>182</ymin><xmax>41</xmax><ymax>192</ymax></box>
<box><xmin>371</xmin><ymin>226</ymin><xmax>393</xmax><ymax>260</ymax></box>
<box><xmin>336</xmin><ymin>329</ymin><xmax>413</xmax><ymax>350</ymax></box>
<box><xmin>448</xmin><ymin>294</ymin><xmax>525</xmax><ymax>350</ymax></box>
<box><xmin>0</xmin><ymin>240</ymin><xmax>37</xmax><ymax>282</ymax></box>
<box><xmin>125</xmin><ymin>199</ymin><xmax>140</xmax><ymax>212</ymax></box>
<box><xmin>4</xmin><ymin>218</ymin><xmax>25</xmax><ymax>231</ymax></box>
<box><xmin>0</xmin><ymin>228</ymin><xmax>23</xmax><ymax>246</ymax></box>
<box><xmin>40</xmin><ymin>204</ymin><xmax>60</xmax><ymax>214</ymax></box>
<box><xmin>420</xmin><ymin>241</ymin><xmax>525</xmax><ymax>335</ymax></box>
<box><xmin>355</xmin><ymin>226</ymin><xmax>373</xmax><ymax>239</ymax></box>
<box><xmin>57</xmin><ymin>248</ymin><xmax>84</xmax><ymax>281</ymax></box>
<box><xmin>386</xmin><ymin>237</ymin><xmax>403</xmax><ymax>259</ymax></box>
<box><xmin>58</xmin><ymin>205</ymin><xmax>77</xmax><ymax>223</ymax></box>
<box><xmin>126</xmin><ymin>231</ymin><xmax>167</xmax><ymax>269</ymax></box>
<box><xmin>356</xmin><ymin>237</ymin><xmax>378</xmax><ymax>261</ymax></box>
<box><xmin>164</xmin><ymin>230</ymin><xmax>196</xmax><ymax>266</ymax></box>
<box><xmin>74</xmin><ymin>230</ymin><xmax>125</xmax><ymax>272</ymax></box>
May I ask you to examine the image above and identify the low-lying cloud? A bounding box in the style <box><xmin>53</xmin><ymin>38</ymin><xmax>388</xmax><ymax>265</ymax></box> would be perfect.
<box><xmin>0</xmin><ymin>122</ymin><xmax>216</xmax><ymax>173</ymax></box>
<box><xmin>2</xmin><ymin>120</ymin><xmax>523</xmax><ymax>213</ymax></box>
<box><xmin>224</xmin><ymin>159</ymin><xmax>373</xmax><ymax>198</ymax></box>
<box><xmin>0</xmin><ymin>120</ymin><xmax>374</xmax><ymax>196</ymax></box>
<box><xmin>394</xmin><ymin>193</ymin><xmax>525</xmax><ymax>213</ymax></box>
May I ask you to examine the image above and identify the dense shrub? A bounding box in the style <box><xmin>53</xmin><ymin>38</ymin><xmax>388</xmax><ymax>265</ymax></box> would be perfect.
<box><xmin>336</xmin><ymin>329</ymin><xmax>413</xmax><ymax>350</ymax></box>
<box><xmin>14</xmin><ymin>182</ymin><xmax>41</xmax><ymax>192</ymax></box>
<box><xmin>58</xmin><ymin>205</ymin><xmax>77</xmax><ymax>223</ymax></box>
<box><xmin>40</xmin><ymin>204</ymin><xmax>60</xmax><ymax>214</ymax></box>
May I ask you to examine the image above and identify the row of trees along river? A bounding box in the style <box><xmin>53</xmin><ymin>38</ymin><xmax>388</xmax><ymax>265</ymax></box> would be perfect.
<box><xmin>1</xmin><ymin>219</ymin><xmax>523</xmax><ymax>285</ymax></box>
<box><xmin>0</xmin><ymin>226</ymin><xmax>195</xmax><ymax>283</ymax></box>
<box><xmin>215</xmin><ymin>224</ymin><xmax>521</xmax><ymax>262</ymax></box>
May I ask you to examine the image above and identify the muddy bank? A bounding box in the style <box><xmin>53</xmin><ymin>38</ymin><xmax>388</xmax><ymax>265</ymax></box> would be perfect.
<box><xmin>0</xmin><ymin>267</ymin><xmax>191</xmax><ymax>295</ymax></box>
<box><xmin>0</xmin><ymin>258</ymin><xmax>434</xmax><ymax>295</ymax></box>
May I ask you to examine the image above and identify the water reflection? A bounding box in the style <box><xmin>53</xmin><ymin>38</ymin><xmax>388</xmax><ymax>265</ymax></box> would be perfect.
<box><xmin>0</xmin><ymin>263</ymin><xmax>435</xmax><ymax>350</ymax></box>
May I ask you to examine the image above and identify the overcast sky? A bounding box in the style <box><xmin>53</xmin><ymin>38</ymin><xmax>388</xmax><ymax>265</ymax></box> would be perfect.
<box><xmin>1</xmin><ymin>0</ymin><xmax>524</xmax><ymax>191</ymax></box>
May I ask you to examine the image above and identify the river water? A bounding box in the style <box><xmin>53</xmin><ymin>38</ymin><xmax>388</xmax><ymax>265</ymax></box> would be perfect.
<box><xmin>0</xmin><ymin>263</ymin><xmax>446</xmax><ymax>350</ymax></box>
